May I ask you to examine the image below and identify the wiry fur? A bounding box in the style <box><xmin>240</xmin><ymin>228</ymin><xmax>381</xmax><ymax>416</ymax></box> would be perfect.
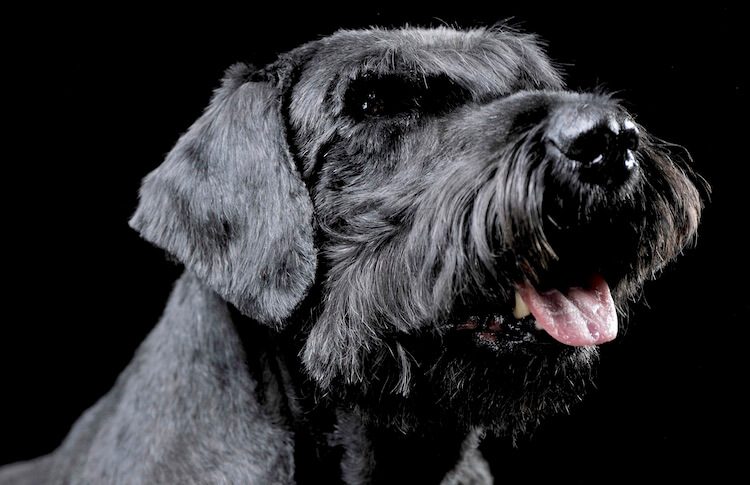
<box><xmin>0</xmin><ymin>26</ymin><xmax>704</xmax><ymax>484</ymax></box>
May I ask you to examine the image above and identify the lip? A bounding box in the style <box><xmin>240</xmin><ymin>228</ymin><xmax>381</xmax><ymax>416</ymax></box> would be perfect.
<box><xmin>450</xmin><ymin>312</ymin><xmax>558</xmax><ymax>349</ymax></box>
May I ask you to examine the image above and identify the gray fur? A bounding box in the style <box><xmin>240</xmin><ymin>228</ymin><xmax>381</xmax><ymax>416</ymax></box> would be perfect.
<box><xmin>129</xmin><ymin>63</ymin><xmax>316</xmax><ymax>327</ymax></box>
<box><xmin>1</xmin><ymin>26</ymin><xmax>704</xmax><ymax>484</ymax></box>
<box><xmin>2</xmin><ymin>273</ymin><xmax>296</xmax><ymax>484</ymax></box>
<box><xmin>441</xmin><ymin>429</ymin><xmax>492</xmax><ymax>485</ymax></box>
<box><xmin>329</xmin><ymin>410</ymin><xmax>375</xmax><ymax>484</ymax></box>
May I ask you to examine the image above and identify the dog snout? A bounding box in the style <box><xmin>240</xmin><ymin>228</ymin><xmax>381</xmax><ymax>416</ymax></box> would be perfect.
<box><xmin>546</xmin><ymin>103</ymin><xmax>640</xmax><ymax>186</ymax></box>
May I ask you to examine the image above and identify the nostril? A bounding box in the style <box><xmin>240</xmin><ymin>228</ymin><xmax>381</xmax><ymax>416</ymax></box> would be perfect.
<box><xmin>619</xmin><ymin>127</ymin><xmax>639</xmax><ymax>152</ymax></box>
<box><xmin>565</xmin><ymin>125</ymin><xmax>615</xmax><ymax>165</ymax></box>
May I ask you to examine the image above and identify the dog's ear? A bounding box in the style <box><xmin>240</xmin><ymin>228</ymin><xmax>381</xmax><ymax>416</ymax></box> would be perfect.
<box><xmin>130</xmin><ymin>63</ymin><xmax>315</xmax><ymax>327</ymax></box>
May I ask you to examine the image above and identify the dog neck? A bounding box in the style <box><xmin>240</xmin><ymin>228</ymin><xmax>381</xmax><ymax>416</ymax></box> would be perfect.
<box><xmin>229</xmin><ymin>306</ymin><xmax>485</xmax><ymax>484</ymax></box>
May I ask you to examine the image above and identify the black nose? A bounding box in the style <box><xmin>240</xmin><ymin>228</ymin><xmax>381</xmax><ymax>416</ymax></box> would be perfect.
<box><xmin>546</xmin><ymin>105</ymin><xmax>639</xmax><ymax>186</ymax></box>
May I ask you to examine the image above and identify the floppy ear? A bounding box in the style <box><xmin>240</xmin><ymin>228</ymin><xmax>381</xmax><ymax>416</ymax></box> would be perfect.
<box><xmin>130</xmin><ymin>63</ymin><xmax>316</xmax><ymax>327</ymax></box>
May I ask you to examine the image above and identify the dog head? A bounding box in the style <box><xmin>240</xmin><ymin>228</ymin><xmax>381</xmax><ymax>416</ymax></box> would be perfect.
<box><xmin>131</xmin><ymin>27</ymin><xmax>704</xmax><ymax>437</ymax></box>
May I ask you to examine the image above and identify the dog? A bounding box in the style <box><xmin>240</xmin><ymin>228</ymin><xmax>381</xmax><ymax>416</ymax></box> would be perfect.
<box><xmin>0</xmin><ymin>26</ymin><xmax>704</xmax><ymax>484</ymax></box>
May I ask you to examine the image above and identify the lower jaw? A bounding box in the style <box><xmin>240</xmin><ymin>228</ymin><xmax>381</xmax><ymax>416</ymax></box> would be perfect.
<box><xmin>334</xmin><ymin>340</ymin><xmax>599</xmax><ymax>437</ymax></box>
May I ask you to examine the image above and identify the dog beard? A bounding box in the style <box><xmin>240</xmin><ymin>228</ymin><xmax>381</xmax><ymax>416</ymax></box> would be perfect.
<box><xmin>321</xmin><ymin>330</ymin><xmax>599</xmax><ymax>440</ymax></box>
<box><xmin>303</xmin><ymin>120</ymin><xmax>701</xmax><ymax>439</ymax></box>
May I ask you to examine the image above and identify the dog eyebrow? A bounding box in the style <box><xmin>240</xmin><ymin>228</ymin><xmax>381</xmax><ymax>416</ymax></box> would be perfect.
<box><xmin>341</xmin><ymin>70</ymin><xmax>473</xmax><ymax>120</ymax></box>
<box><xmin>351</xmin><ymin>69</ymin><xmax>451</xmax><ymax>88</ymax></box>
<box><xmin>340</xmin><ymin>58</ymin><xmax>505</xmax><ymax>106</ymax></box>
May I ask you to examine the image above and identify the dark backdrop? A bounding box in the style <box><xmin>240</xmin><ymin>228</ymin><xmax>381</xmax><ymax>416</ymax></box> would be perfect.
<box><xmin>3</xmin><ymin>5</ymin><xmax>745</xmax><ymax>481</ymax></box>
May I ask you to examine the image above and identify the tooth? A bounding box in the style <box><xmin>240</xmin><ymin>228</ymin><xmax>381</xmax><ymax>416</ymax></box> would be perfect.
<box><xmin>513</xmin><ymin>291</ymin><xmax>531</xmax><ymax>319</ymax></box>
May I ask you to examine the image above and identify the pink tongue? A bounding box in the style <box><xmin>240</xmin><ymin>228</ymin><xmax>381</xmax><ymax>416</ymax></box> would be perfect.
<box><xmin>517</xmin><ymin>275</ymin><xmax>617</xmax><ymax>346</ymax></box>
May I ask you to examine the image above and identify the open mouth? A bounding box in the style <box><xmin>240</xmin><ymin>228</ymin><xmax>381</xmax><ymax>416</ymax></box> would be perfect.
<box><xmin>453</xmin><ymin>275</ymin><xmax>617</xmax><ymax>349</ymax></box>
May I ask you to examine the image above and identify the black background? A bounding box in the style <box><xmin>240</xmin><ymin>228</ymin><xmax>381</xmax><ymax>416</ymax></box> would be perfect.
<box><xmin>3</xmin><ymin>5</ymin><xmax>746</xmax><ymax>481</ymax></box>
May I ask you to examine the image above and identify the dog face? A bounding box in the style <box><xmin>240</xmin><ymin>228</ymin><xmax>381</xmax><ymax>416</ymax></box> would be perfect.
<box><xmin>131</xmin><ymin>27</ymin><xmax>704</xmax><ymax>436</ymax></box>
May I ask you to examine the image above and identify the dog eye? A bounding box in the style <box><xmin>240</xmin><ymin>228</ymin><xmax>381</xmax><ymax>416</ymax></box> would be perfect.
<box><xmin>344</xmin><ymin>73</ymin><xmax>468</xmax><ymax>121</ymax></box>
